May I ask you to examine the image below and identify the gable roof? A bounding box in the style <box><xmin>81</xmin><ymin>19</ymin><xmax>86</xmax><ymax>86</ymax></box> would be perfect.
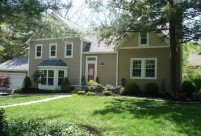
<box><xmin>38</xmin><ymin>59</ymin><xmax>68</xmax><ymax>67</ymax></box>
<box><xmin>83</xmin><ymin>35</ymin><xmax>116</xmax><ymax>53</ymax></box>
<box><xmin>0</xmin><ymin>57</ymin><xmax>28</xmax><ymax>71</ymax></box>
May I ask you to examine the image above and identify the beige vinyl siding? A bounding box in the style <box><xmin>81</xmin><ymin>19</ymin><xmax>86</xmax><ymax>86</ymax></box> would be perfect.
<box><xmin>121</xmin><ymin>32</ymin><xmax>168</xmax><ymax>48</ymax></box>
<box><xmin>29</xmin><ymin>38</ymin><xmax>81</xmax><ymax>87</ymax></box>
<box><xmin>118</xmin><ymin>48</ymin><xmax>171</xmax><ymax>92</ymax></box>
<box><xmin>83</xmin><ymin>54</ymin><xmax>117</xmax><ymax>86</ymax></box>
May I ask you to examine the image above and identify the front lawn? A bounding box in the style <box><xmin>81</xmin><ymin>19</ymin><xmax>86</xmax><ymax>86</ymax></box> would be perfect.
<box><xmin>0</xmin><ymin>94</ymin><xmax>58</xmax><ymax>106</ymax></box>
<box><xmin>5</xmin><ymin>95</ymin><xmax>201</xmax><ymax>136</ymax></box>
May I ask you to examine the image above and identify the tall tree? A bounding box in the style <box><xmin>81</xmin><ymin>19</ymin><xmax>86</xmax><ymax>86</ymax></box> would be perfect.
<box><xmin>0</xmin><ymin>0</ymin><xmax>72</xmax><ymax>62</ymax></box>
<box><xmin>88</xmin><ymin>0</ymin><xmax>201</xmax><ymax>95</ymax></box>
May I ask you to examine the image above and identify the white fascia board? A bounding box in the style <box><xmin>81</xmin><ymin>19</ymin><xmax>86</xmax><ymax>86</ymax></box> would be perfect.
<box><xmin>83</xmin><ymin>52</ymin><xmax>117</xmax><ymax>54</ymax></box>
<box><xmin>38</xmin><ymin>66</ymin><xmax>69</xmax><ymax>69</ymax></box>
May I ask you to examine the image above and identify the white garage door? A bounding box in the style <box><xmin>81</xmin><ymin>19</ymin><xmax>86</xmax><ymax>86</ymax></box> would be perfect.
<box><xmin>0</xmin><ymin>72</ymin><xmax>26</xmax><ymax>90</ymax></box>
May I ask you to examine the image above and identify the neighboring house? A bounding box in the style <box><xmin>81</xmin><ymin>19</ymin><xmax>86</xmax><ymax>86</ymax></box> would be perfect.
<box><xmin>26</xmin><ymin>14</ymin><xmax>172</xmax><ymax>92</ymax></box>
<box><xmin>188</xmin><ymin>53</ymin><xmax>201</xmax><ymax>66</ymax></box>
<box><xmin>0</xmin><ymin>57</ymin><xmax>28</xmax><ymax>90</ymax></box>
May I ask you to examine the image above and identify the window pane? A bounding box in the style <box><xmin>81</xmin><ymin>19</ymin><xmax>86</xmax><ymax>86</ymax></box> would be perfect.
<box><xmin>132</xmin><ymin>60</ymin><xmax>142</xmax><ymax>77</ymax></box>
<box><xmin>41</xmin><ymin>78</ymin><xmax>46</xmax><ymax>85</ymax></box>
<box><xmin>51</xmin><ymin>45</ymin><xmax>56</xmax><ymax>50</ymax></box>
<box><xmin>66</xmin><ymin>44</ymin><xmax>72</xmax><ymax>56</ymax></box>
<box><xmin>48</xmin><ymin>78</ymin><xmax>54</xmax><ymax>85</ymax></box>
<box><xmin>51</xmin><ymin>51</ymin><xmax>55</xmax><ymax>56</ymax></box>
<box><xmin>58</xmin><ymin>71</ymin><xmax>64</xmax><ymax>78</ymax></box>
<box><xmin>66</xmin><ymin>50</ymin><xmax>71</xmax><ymax>56</ymax></box>
<box><xmin>37</xmin><ymin>52</ymin><xmax>41</xmax><ymax>57</ymax></box>
<box><xmin>37</xmin><ymin>46</ymin><xmax>41</xmax><ymax>51</ymax></box>
<box><xmin>48</xmin><ymin>70</ymin><xmax>54</xmax><ymax>77</ymax></box>
<box><xmin>145</xmin><ymin>60</ymin><xmax>155</xmax><ymax>78</ymax></box>
<box><xmin>87</xmin><ymin>57</ymin><xmax>96</xmax><ymax>61</ymax></box>
<box><xmin>141</xmin><ymin>32</ymin><xmax>147</xmax><ymax>44</ymax></box>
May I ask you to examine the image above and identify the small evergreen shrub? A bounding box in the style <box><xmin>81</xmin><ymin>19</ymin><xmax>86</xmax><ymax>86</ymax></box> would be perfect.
<box><xmin>96</xmin><ymin>84</ymin><xmax>104</xmax><ymax>92</ymax></box>
<box><xmin>81</xmin><ymin>76</ymin><xmax>86</xmax><ymax>85</ymax></box>
<box><xmin>192</xmin><ymin>78</ymin><xmax>201</xmax><ymax>91</ymax></box>
<box><xmin>32</xmin><ymin>70</ymin><xmax>42</xmax><ymax>83</ymax></box>
<box><xmin>181</xmin><ymin>81</ymin><xmax>196</xmax><ymax>97</ymax></box>
<box><xmin>103</xmin><ymin>90</ymin><xmax>112</xmax><ymax>96</ymax></box>
<box><xmin>125</xmin><ymin>82</ymin><xmax>140</xmax><ymax>95</ymax></box>
<box><xmin>60</xmin><ymin>77</ymin><xmax>71</xmax><ymax>92</ymax></box>
<box><xmin>15</xmin><ymin>87</ymin><xmax>22</xmax><ymax>93</ymax></box>
<box><xmin>121</xmin><ymin>78</ymin><xmax>127</xmax><ymax>87</ymax></box>
<box><xmin>0</xmin><ymin>109</ymin><xmax>8</xmax><ymax>136</ymax></box>
<box><xmin>145</xmin><ymin>82</ymin><xmax>159</xmax><ymax>94</ymax></box>
<box><xmin>78</xmin><ymin>91</ymin><xmax>85</xmax><ymax>95</ymax></box>
<box><xmin>23</xmin><ymin>76</ymin><xmax>32</xmax><ymax>89</ymax></box>
<box><xmin>86</xmin><ymin>92</ymin><xmax>95</xmax><ymax>96</ymax></box>
<box><xmin>104</xmin><ymin>84</ymin><xmax>114</xmax><ymax>92</ymax></box>
<box><xmin>95</xmin><ymin>76</ymin><xmax>100</xmax><ymax>83</ymax></box>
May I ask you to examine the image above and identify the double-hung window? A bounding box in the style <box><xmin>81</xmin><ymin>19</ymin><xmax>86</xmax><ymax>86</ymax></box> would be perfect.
<box><xmin>35</xmin><ymin>44</ymin><xmax>42</xmax><ymax>59</ymax></box>
<box><xmin>65</xmin><ymin>42</ymin><xmax>73</xmax><ymax>58</ymax></box>
<box><xmin>130</xmin><ymin>58</ymin><xmax>157</xmax><ymax>79</ymax></box>
<box><xmin>49</xmin><ymin>43</ymin><xmax>57</xmax><ymax>58</ymax></box>
<box><xmin>140</xmin><ymin>32</ymin><xmax>149</xmax><ymax>46</ymax></box>
<box><xmin>41</xmin><ymin>70</ymin><xmax>54</xmax><ymax>85</ymax></box>
<box><xmin>58</xmin><ymin>70</ymin><xmax>64</xmax><ymax>85</ymax></box>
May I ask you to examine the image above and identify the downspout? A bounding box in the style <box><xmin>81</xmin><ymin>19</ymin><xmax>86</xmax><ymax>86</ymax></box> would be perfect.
<box><xmin>80</xmin><ymin>40</ymin><xmax>83</xmax><ymax>84</ymax></box>
<box><xmin>116</xmin><ymin>50</ymin><xmax>119</xmax><ymax>87</ymax></box>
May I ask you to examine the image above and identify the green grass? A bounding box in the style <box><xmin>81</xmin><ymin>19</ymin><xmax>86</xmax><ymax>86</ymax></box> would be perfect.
<box><xmin>0</xmin><ymin>94</ymin><xmax>58</xmax><ymax>106</ymax></box>
<box><xmin>5</xmin><ymin>95</ymin><xmax>201</xmax><ymax>136</ymax></box>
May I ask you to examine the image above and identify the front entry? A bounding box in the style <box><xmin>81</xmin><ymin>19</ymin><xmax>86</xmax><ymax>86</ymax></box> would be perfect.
<box><xmin>86</xmin><ymin>56</ymin><xmax>97</xmax><ymax>82</ymax></box>
<box><xmin>88</xmin><ymin>64</ymin><xmax>95</xmax><ymax>81</ymax></box>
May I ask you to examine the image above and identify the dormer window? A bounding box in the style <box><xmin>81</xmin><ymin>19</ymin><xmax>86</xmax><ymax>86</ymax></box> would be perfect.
<box><xmin>49</xmin><ymin>43</ymin><xmax>57</xmax><ymax>58</ymax></box>
<box><xmin>35</xmin><ymin>44</ymin><xmax>42</xmax><ymax>59</ymax></box>
<box><xmin>64</xmin><ymin>42</ymin><xmax>73</xmax><ymax>58</ymax></box>
<box><xmin>140</xmin><ymin>32</ymin><xmax>149</xmax><ymax>46</ymax></box>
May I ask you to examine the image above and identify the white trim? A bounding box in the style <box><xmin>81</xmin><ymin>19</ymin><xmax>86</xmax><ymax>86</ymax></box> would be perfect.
<box><xmin>83</xmin><ymin>52</ymin><xmax>117</xmax><ymax>54</ymax></box>
<box><xmin>28</xmin><ymin>43</ymin><xmax>30</xmax><ymax>76</ymax></box>
<box><xmin>38</xmin><ymin>67</ymin><xmax>68</xmax><ymax>90</ymax></box>
<box><xmin>38</xmin><ymin>66</ymin><xmax>69</xmax><ymax>69</ymax></box>
<box><xmin>116</xmin><ymin>51</ymin><xmax>119</xmax><ymax>87</ymax></box>
<box><xmin>80</xmin><ymin>40</ymin><xmax>83</xmax><ymax>84</ymax></box>
<box><xmin>85</xmin><ymin>56</ymin><xmax>97</xmax><ymax>82</ymax></box>
<box><xmin>49</xmin><ymin>43</ymin><xmax>57</xmax><ymax>58</ymax></box>
<box><xmin>114</xmin><ymin>32</ymin><xmax>133</xmax><ymax>51</ymax></box>
<box><xmin>35</xmin><ymin>44</ymin><xmax>42</xmax><ymax>59</ymax></box>
<box><xmin>138</xmin><ymin>32</ymin><xmax>149</xmax><ymax>46</ymax></box>
<box><xmin>64</xmin><ymin>42</ymin><xmax>73</xmax><ymax>58</ymax></box>
<box><xmin>130</xmin><ymin>58</ymin><xmax>157</xmax><ymax>80</ymax></box>
<box><xmin>31</xmin><ymin>37</ymin><xmax>75</xmax><ymax>41</ymax></box>
<box><xmin>0</xmin><ymin>69</ymin><xmax>28</xmax><ymax>72</ymax></box>
<box><xmin>120</xmin><ymin>46</ymin><xmax>170</xmax><ymax>49</ymax></box>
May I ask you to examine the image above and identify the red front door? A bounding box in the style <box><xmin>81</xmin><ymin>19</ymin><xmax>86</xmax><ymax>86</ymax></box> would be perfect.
<box><xmin>88</xmin><ymin>64</ymin><xmax>95</xmax><ymax>81</ymax></box>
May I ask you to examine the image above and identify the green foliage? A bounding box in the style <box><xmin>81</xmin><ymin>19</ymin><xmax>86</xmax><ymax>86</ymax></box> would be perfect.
<box><xmin>52</xmin><ymin>88</ymin><xmax>61</xmax><ymax>93</ymax></box>
<box><xmin>104</xmin><ymin>84</ymin><xmax>115</xmax><ymax>92</ymax></box>
<box><xmin>78</xmin><ymin>91</ymin><xmax>85</xmax><ymax>95</ymax></box>
<box><xmin>121</xmin><ymin>78</ymin><xmax>127</xmax><ymax>87</ymax></box>
<box><xmin>60</xmin><ymin>77</ymin><xmax>71</xmax><ymax>92</ymax></box>
<box><xmin>119</xmin><ymin>86</ymin><xmax>125</xmax><ymax>95</ymax></box>
<box><xmin>96</xmin><ymin>84</ymin><xmax>104</xmax><ymax>92</ymax></box>
<box><xmin>81</xmin><ymin>76</ymin><xmax>86</xmax><ymax>85</ymax></box>
<box><xmin>22</xmin><ymin>76</ymin><xmax>32</xmax><ymax>89</ymax></box>
<box><xmin>145</xmin><ymin>82</ymin><xmax>159</xmax><ymax>95</ymax></box>
<box><xmin>32</xmin><ymin>70</ymin><xmax>42</xmax><ymax>84</ymax></box>
<box><xmin>103</xmin><ymin>91</ymin><xmax>112</xmax><ymax>96</ymax></box>
<box><xmin>15</xmin><ymin>87</ymin><xmax>23</xmax><ymax>93</ymax></box>
<box><xmin>125</xmin><ymin>82</ymin><xmax>140</xmax><ymax>95</ymax></box>
<box><xmin>0</xmin><ymin>109</ymin><xmax>8</xmax><ymax>136</ymax></box>
<box><xmin>95</xmin><ymin>77</ymin><xmax>100</xmax><ymax>83</ymax></box>
<box><xmin>181</xmin><ymin>81</ymin><xmax>196</xmax><ymax>97</ymax></box>
<box><xmin>88</xmin><ymin>80</ymin><xmax>99</xmax><ymax>92</ymax></box>
<box><xmin>86</xmin><ymin>92</ymin><xmax>95</xmax><ymax>96</ymax></box>
<box><xmin>8</xmin><ymin>120</ymin><xmax>92</xmax><ymax>136</ymax></box>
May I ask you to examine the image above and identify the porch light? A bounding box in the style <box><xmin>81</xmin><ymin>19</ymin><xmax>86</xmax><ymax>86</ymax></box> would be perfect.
<box><xmin>100</xmin><ymin>62</ymin><xmax>104</xmax><ymax>67</ymax></box>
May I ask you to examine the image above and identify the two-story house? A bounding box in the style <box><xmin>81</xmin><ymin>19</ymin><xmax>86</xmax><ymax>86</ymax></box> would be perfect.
<box><xmin>26</xmin><ymin>13</ymin><xmax>174</xmax><ymax>93</ymax></box>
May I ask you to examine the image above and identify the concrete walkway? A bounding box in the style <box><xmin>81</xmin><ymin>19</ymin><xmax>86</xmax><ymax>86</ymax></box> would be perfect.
<box><xmin>0</xmin><ymin>95</ymin><xmax>71</xmax><ymax>108</ymax></box>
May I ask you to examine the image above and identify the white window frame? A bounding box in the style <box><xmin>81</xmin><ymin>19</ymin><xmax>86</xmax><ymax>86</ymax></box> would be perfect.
<box><xmin>64</xmin><ymin>42</ymin><xmax>73</xmax><ymax>58</ymax></box>
<box><xmin>35</xmin><ymin>44</ymin><xmax>42</xmax><ymax>59</ymax></box>
<box><xmin>130</xmin><ymin>58</ymin><xmax>157</xmax><ymax>80</ymax></box>
<box><xmin>139</xmin><ymin>32</ymin><xmax>149</xmax><ymax>46</ymax></box>
<box><xmin>49</xmin><ymin>43</ymin><xmax>57</xmax><ymax>58</ymax></box>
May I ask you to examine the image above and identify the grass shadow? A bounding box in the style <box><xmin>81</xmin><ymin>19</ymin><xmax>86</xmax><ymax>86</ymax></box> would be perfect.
<box><xmin>93</xmin><ymin>98</ymin><xmax>201</xmax><ymax>135</ymax></box>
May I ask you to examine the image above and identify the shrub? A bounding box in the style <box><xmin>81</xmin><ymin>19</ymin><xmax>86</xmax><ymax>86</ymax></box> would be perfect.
<box><xmin>81</xmin><ymin>76</ymin><xmax>86</xmax><ymax>85</ymax></box>
<box><xmin>88</xmin><ymin>80</ymin><xmax>99</xmax><ymax>92</ymax></box>
<box><xmin>0</xmin><ymin>109</ymin><xmax>8</xmax><ymax>136</ymax></box>
<box><xmin>52</xmin><ymin>88</ymin><xmax>61</xmax><ymax>93</ymax></box>
<box><xmin>103</xmin><ymin>90</ymin><xmax>112</xmax><ymax>96</ymax></box>
<box><xmin>32</xmin><ymin>70</ymin><xmax>42</xmax><ymax>83</ymax></box>
<box><xmin>60</xmin><ymin>77</ymin><xmax>71</xmax><ymax>92</ymax></box>
<box><xmin>145</xmin><ymin>82</ymin><xmax>159</xmax><ymax>95</ymax></box>
<box><xmin>96</xmin><ymin>84</ymin><xmax>104</xmax><ymax>92</ymax></box>
<box><xmin>121</xmin><ymin>78</ymin><xmax>127</xmax><ymax>87</ymax></box>
<box><xmin>23</xmin><ymin>76</ymin><xmax>32</xmax><ymax>89</ymax></box>
<box><xmin>119</xmin><ymin>86</ymin><xmax>125</xmax><ymax>95</ymax></box>
<box><xmin>181</xmin><ymin>80</ymin><xmax>196</xmax><ymax>97</ymax></box>
<box><xmin>0</xmin><ymin>75</ymin><xmax>11</xmax><ymax>87</ymax></box>
<box><xmin>192</xmin><ymin>78</ymin><xmax>201</xmax><ymax>91</ymax></box>
<box><xmin>125</xmin><ymin>82</ymin><xmax>140</xmax><ymax>95</ymax></box>
<box><xmin>15</xmin><ymin>87</ymin><xmax>22</xmax><ymax>93</ymax></box>
<box><xmin>95</xmin><ymin>76</ymin><xmax>100</xmax><ymax>83</ymax></box>
<box><xmin>78</xmin><ymin>91</ymin><xmax>85</xmax><ymax>95</ymax></box>
<box><xmin>86</xmin><ymin>92</ymin><xmax>95</xmax><ymax>96</ymax></box>
<box><xmin>104</xmin><ymin>84</ymin><xmax>114</xmax><ymax>92</ymax></box>
<box><xmin>8</xmin><ymin>120</ymin><xmax>92</xmax><ymax>136</ymax></box>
